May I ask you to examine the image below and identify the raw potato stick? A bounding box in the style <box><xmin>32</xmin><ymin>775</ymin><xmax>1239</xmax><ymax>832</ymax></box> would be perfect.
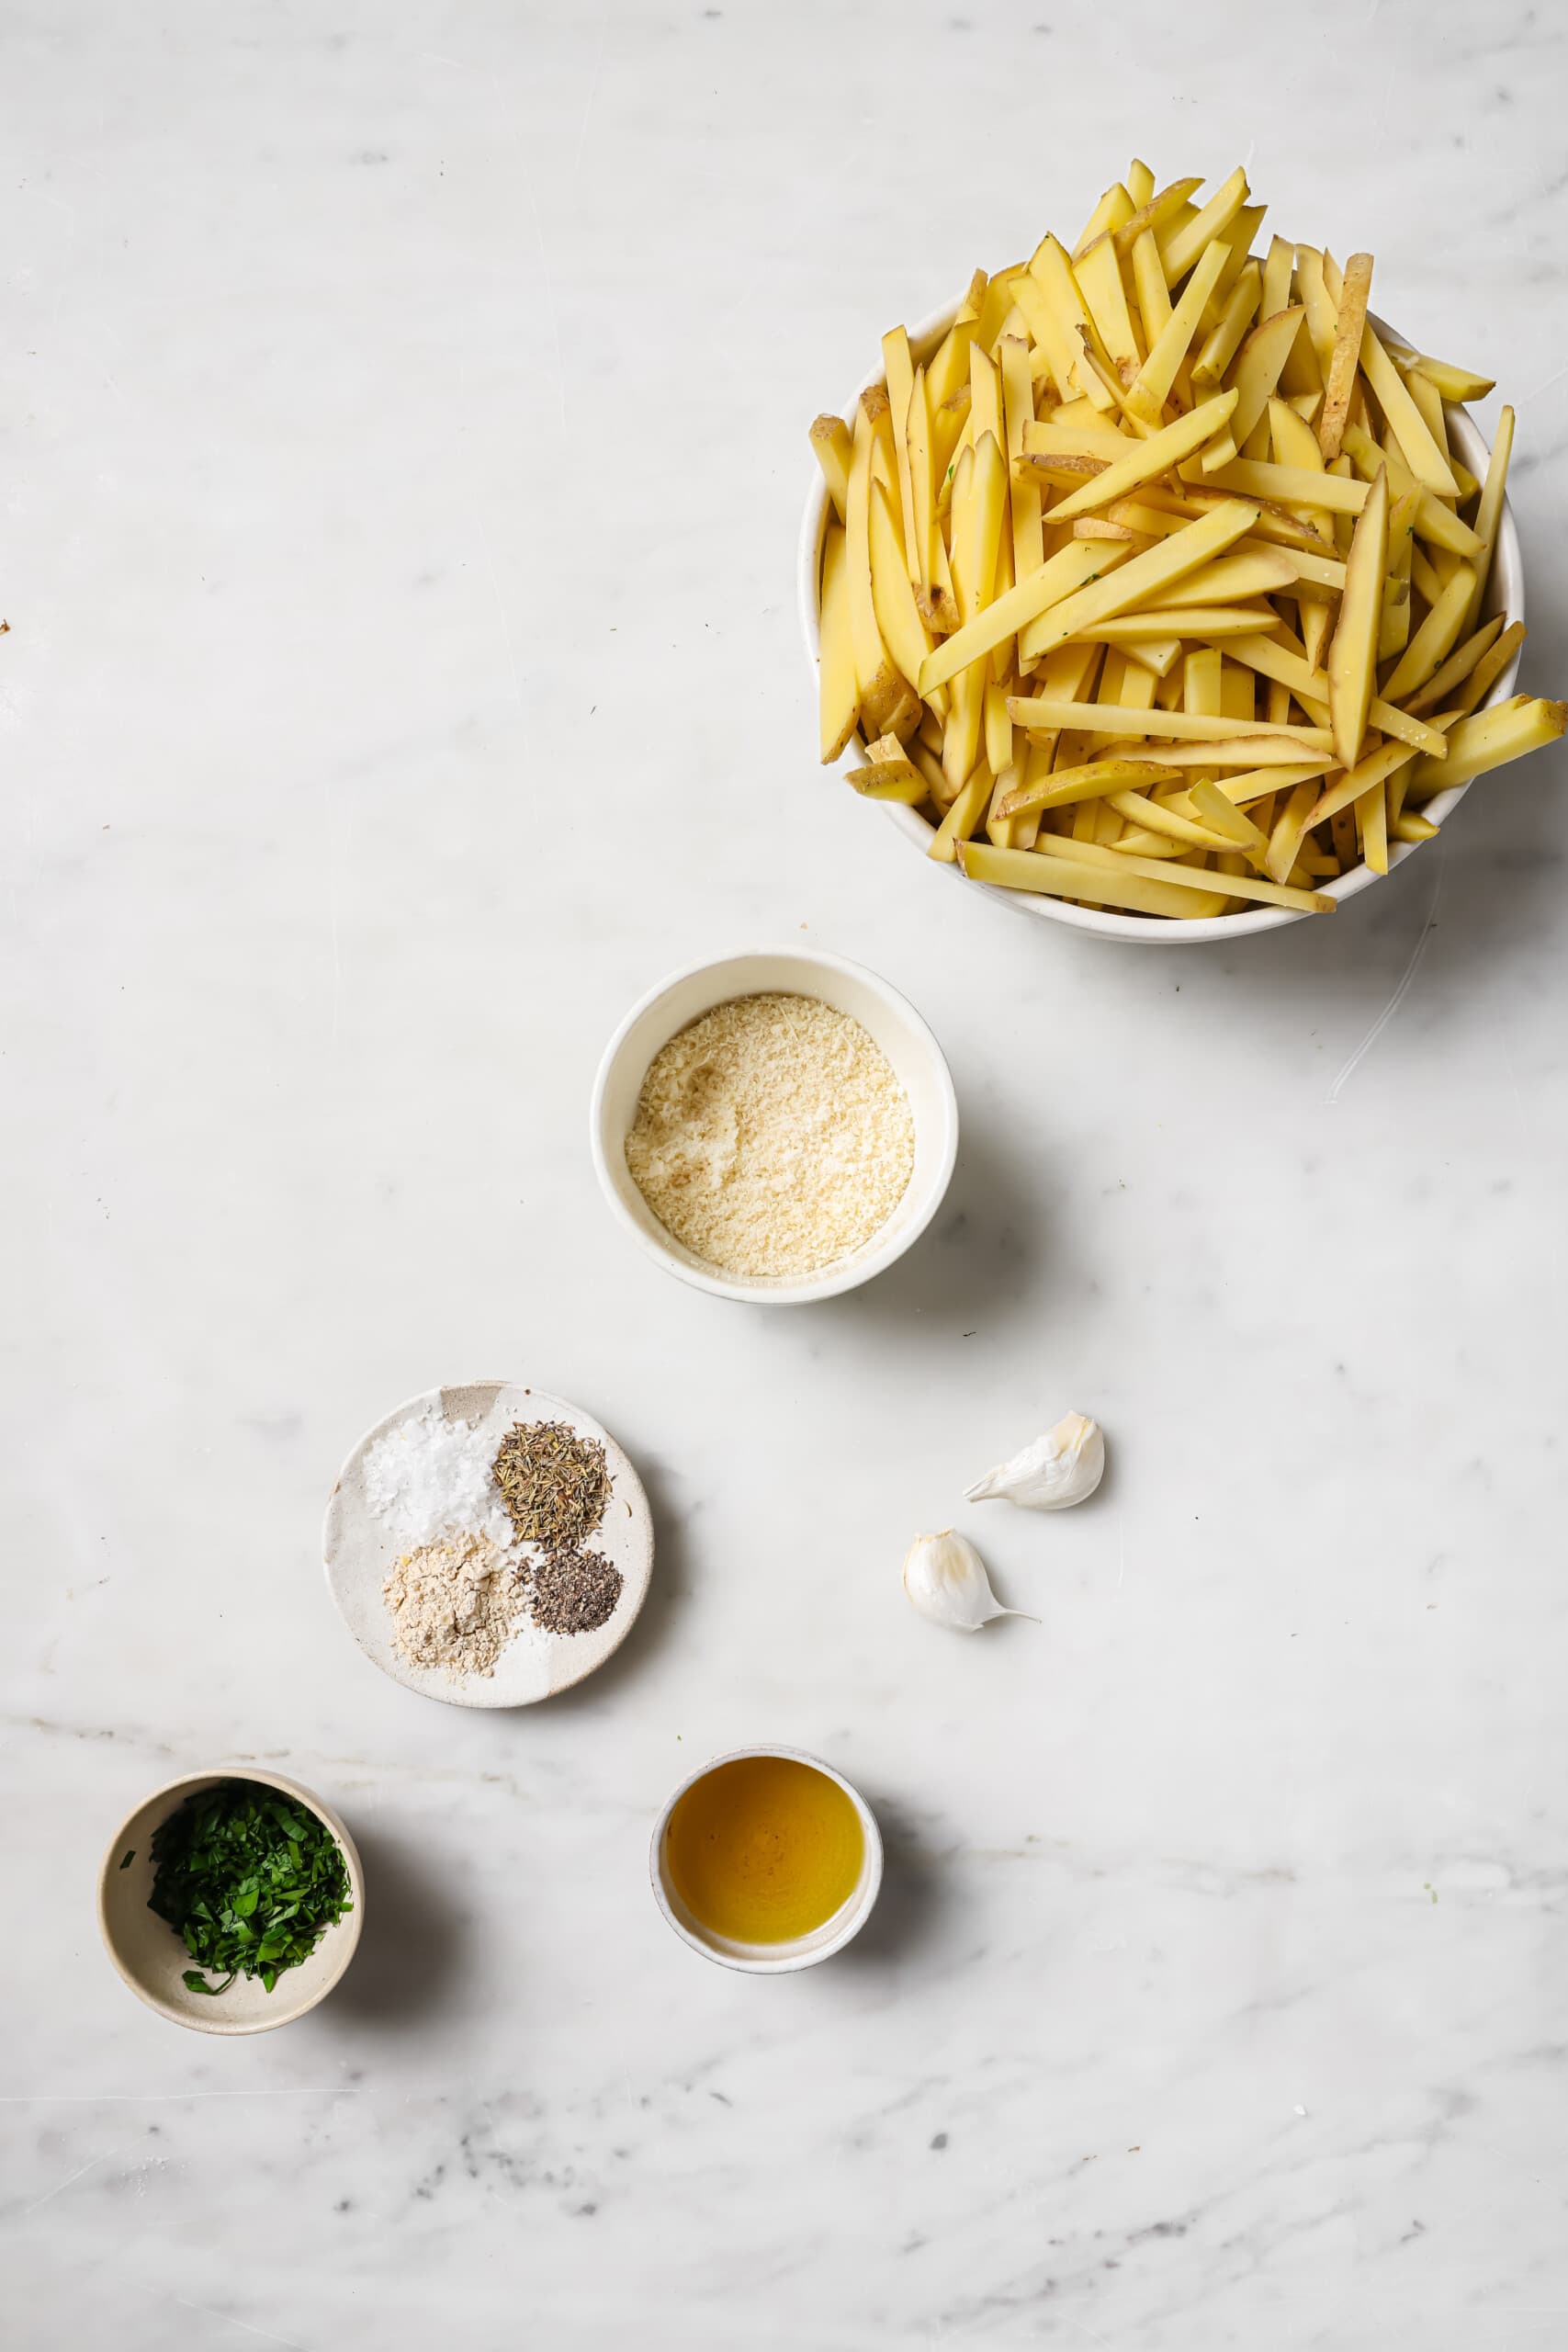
<box><xmin>1019</xmin><ymin>502</ymin><xmax>1258</xmax><ymax>666</ymax></box>
<box><xmin>918</xmin><ymin>540</ymin><xmax>1123</xmax><ymax>696</ymax></box>
<box><xmin>1407</xmin><ymin>697</ymin><xmax>1566</xmax><ymax>792</ymax></box>
<box><xmin>880</xmin><ymin>327</ymin><xmax>920</xmax><ymax>582</ymax></box>
<box><xmin>1008</xmin><ymin>699</ymin><xmax>1330</xmax><ymax>750</ymax></box>
<box><xmin>1463</xmin><ymin>402</ymin><xmax>1514</xmax><ymax>637</ymax></box>
<box><xmin>1318</xmin><ymin>253</ymin><xmax>1372</xmax><ymax>461</ymax></box>
<box><xmin>818</xmin><ymin>526</ymin><xmax>860</xmax><ymax>763</ymax></box>
<box><xmin>1359</xmin><ymin>324</ymin><xmax>1460</xmax><ymax>496</ymax></box>
<box><xmin>1043</xmin><ymin>391</ymin><xmax>1239</xmax><ymax>525</ymax></box>
<box><xmin>1404</xmin><ymin>616</ymin><xmax>1507</xmax><ymax>717</ymax></box>
<box><xmin>996</xmin><ymin>757</ymin><xmax>1182</xmax><ymax>820</ymax></box>
<box><xmin>1327</xmin><ymin>465</ymin><xmax>1389</xmax><ymax>769</ymax></box>
<box><xmin>963</xmin><ymin>838</ymin><xmax>1334</xmax><ymax>914</ymax></box>
<box><xmin>1450</xmin><ymin>621</ymin><xmax>1528</xmax><ymax>718</ymax></box>
<box><xmin>810</xmin><ymin>416</ymin><xmax>853</xmax><ymax>523</ymax></box>
<box><xmin>845</xmin><ymin>403</ymin><xmax>906</xmax><ymax>738</ymax></box>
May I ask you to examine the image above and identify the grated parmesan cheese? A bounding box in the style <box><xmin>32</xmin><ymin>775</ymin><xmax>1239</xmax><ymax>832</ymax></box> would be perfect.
<box><xmin>624</xmin><ymin>991</ymin><xmax>915</xmax><ymax>1279</ymax></box>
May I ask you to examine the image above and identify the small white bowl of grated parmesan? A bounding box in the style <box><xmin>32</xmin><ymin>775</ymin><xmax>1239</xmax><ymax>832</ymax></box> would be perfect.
<box><xmin>591</xmin><ymin>947</ymin><xmax>959</xmax><ymax>1303</ymax></box>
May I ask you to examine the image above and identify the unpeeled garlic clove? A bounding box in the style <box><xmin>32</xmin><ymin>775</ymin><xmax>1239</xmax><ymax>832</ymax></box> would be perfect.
<box><xmin>964</xmin><ymin>1412</ymin><xmax>1105</xmax><ymax>1511</ymax></box>
<box><xmin>902</xmin><ymin>1529</ymin><xmax>1028</xmax><ymax>1634</ymax></box>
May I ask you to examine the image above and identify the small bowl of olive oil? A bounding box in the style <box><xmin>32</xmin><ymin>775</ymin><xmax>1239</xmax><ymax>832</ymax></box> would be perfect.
<box><xmin>650</xmin><ymin>1747</ymin><xmax>883</xmax><ymax>1973</ymax></box>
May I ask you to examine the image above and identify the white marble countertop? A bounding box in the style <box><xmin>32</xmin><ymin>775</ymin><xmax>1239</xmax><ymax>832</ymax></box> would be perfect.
<box><xmin>6</xmin><ymin>3</ymin><xmax>1567</xmax><ymax>2344</ymax></box>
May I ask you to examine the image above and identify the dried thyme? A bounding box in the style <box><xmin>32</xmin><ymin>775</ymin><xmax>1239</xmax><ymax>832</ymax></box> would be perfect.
<box><xmin>491</xmin><ymin>1420</ymin><xmax>610</xmax><ymax>1549</ymax></box>
<box><xmin>525</xmin><ymin>1546</ymin><xmax>624</xmax><ymax>1636</ymax></box>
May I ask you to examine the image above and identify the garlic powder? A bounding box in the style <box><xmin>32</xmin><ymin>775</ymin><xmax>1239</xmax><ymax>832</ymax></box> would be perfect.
<box><xmin>625</xmin><ymin>991</ymin><xmax>915</xmax><ymax>1279</ymax></box>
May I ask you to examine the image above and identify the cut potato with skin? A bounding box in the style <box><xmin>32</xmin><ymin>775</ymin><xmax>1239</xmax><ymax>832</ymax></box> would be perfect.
<box><xmin>918</xmin><ymin>538</ymin><xmax>1124</xmax><ymax>696</ymax></box>
<box><xmin>996</xmin><ymin>756</ymin><xmax>1181</xmax><ymax>820</ymax></box>
<box><xmin>1090</xmin><ymin>735</ymin><xmax>1337</xmax><ymax>769</ymax></box>
<box><xmin>1160</xmin><ymin>166</ymin><xmax>1251</xmax><ymax>283</ymax></box>
<box><xmin>1010</xmin><ymin>698</ymin><xmax>1329</xmax><ymax>749</ymax></box>
<box><xmin>1104</xmin><ymin>789</ymin><xmax>1238</xmax><ymax>852</ymax></box>
<box><xmin>927</xmin><ymin>761</ymin><xmax>991</xmax><ymax>860</ymax></box>
<box><xmin>1157</xmin><ymin>547</ymin><xmax>1300</xmax><ymax>604</ymax></box>
<box><xmin>968</xmin><ymin>835</ymin><xmax>1334</xmax><ymax>914</ymax></box>
<box><xmin>1359</xmin><ymin>324</ymin><xmax>1460</xmax><ymax>496</ymax></box>
<box><xmin>1043</xmin><ymin>390</ymin><xmax>1238</xmax><ymax>525</ymax></box>
<box><xmin>1026</xmin><ymin>232</ymin><xmax>1113</xmax><ymax>409</ymax></box>
<box><xmin>1407</xmin><ymin>697</ymin><xmax>1566</xmax><ymax>792</ymax></box>
<box><xmin>964</xmin><ymin>840</ymin><xmax>1220</xmax><ymax>917</ymax></box>
<box><xmin>818</xmin><ymin>525</ymin><xmax>860</xmax><ymax>763</ymax></box>
<box><xmin>1463</xmin><ymin>402</ymin><xmax>1514</xmax><ymax>637</ymax></box>
<box><xmin>1228</xmin><ymin>307</ymin><xmax>1305</xmax><ymax>448</ymax></box>
<box><xmin>868</xmin><ymin>477</ymin><xmax>934</xmax><ymax>702</ymax></box>
<box><xmin>1187</xmin><ymin>776</ymin><xmax>1269</xmax><ymax>851</ymax></box>
<box><xmin>1075</xmin><ymin>604</ymin><xmax>1280</xmax><ymax>643</ymax></box>
<box><xmin>1406</xmin><ymin>354</ymin><xmax>1495</xmax><ymax>404</ymax></box>
<box><xmin>1406</xmin><ymin>616</ymin><xmax>1517</xmax><ymax>718</ymax></box>
<box><xmin>1382</xmin><ymin>563</ymin><xmax>1475</xmax><ymax>706</ymax></box>
<box><xmin>1192</xmin><ymin>457</ymin><xmax>1368</xmax><ymax>514</ymax></box>
<box><xmin>1327</xmin><ymin>463</ymin><xmax>1389</xmax><ymax>768</ymax></box>
<box><xmin>1020</xmin><ymin>500</ymin><xmax>1258</xmax><ymax>665</ymax></box>
<box><xmin>1451</xmin><ymin>623</ymin><xmax>1527</xmax><ymax>717</ymax></box>
<box><xmin>1192</xmin><ymin>266</ymin><xmax>1261</xmax><ymax>390</ymax></box>
<box><xmin>810</xmin><ymin>416</ymin><xmax>853</xmax><ymax>523</ymax></box>
<box><xmin>848</xmin><ymin>744</ymin><xmax>927</xmax><ymax>802</ymax></box>
<box><xmin>1114</xmin><ymin>175</ymin><xmax>1203</xmax><ymax>256</ymax></box>
<box><xmin>1073</xmin><ymin>232</ymin><xmax>1142</xmax><ymax>384</ymax></box>
<box><xmin>1380</xmin><ymin>486</ymin><xmax>1418</xmax><ymax>662</ymax></box>
<box><xmin>812</xmin><ymin>160</ymin><xmax>1553</xmax><ymax>920</ymax></box>
<box><xmin>1126</xmin><ymin>241</ymin><xmax>1230</xmax><ymax>422</ymax></box>
<box><xmin>880</xmin><ymin>327</ymin><xmax>920</xmax><ymax>580</ymax></box>
<box><xmin>1303</xmin><ymin>737</ymin><xmax>1425</xmax><ymax>833</ymax></box>
<box><xmin>1318</xmin><ymin>253</ymin><xmax>1372</xmax><ymax>461</ymax></box>
<box><xmin>845</xmin><ymin>402</ymin><xmax>906</xmax><ymax>737</ymax></box>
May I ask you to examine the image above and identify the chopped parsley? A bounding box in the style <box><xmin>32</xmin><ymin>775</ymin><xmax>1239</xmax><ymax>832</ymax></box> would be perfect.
<box><xmin>148</xmin><ymin>1780</ymin><xmax>353</xmax><ymax>1996</ymax></box>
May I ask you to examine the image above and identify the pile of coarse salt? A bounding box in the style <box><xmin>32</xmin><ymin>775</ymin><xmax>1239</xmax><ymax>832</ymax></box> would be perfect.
<box><xmin>364</xmin><ymin>1402</ymin><xmax>517</xmax><ymax>1555</ymax></box>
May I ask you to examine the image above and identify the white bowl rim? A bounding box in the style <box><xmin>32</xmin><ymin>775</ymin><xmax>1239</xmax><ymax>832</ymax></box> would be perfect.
<box><xmin>590</xmin><ymin>944</ymin><xmax>959</xmax><ymax>1304</ymax></box>
<box><xmin>649</xmin><ymin>1743</ymin><xmax>885</xmax><ymax>1974</ymax></box>
<box><xmin>797</xmin><ymin>292</ymin><xmax>1525</xmax><ymax>944</ymax></box>
<box><xmin>96</xmin><ymin>1764</ymin><xmax>366</xmax><ymax>2035</ymax></box>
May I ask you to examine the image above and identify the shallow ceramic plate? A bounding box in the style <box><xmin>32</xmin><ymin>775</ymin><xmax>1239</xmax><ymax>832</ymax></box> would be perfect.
<box><xmin>322</xmin><ymin>1381</ymin><xmax>653</xmax><ymax>1708</ymax></box>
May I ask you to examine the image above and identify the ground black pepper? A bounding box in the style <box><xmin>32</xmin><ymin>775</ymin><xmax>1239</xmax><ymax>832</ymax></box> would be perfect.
<box><xmin>524</xmin><ymin>1547</ymin><xmax>624</xmax><ymax>1636</ymax></box>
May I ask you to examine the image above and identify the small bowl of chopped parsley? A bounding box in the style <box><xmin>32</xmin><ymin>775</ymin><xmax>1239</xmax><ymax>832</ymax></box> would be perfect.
<box><xmin>97</xmin><ymin>1769</ymin><xmax>364</xmax><ymax>2033</ymax></box>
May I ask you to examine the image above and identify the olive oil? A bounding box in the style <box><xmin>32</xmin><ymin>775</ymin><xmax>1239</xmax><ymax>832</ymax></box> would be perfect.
<box><xmin>664</xmin><ymin>1755</ymin><xmax>864</xmax><ymax>1944</ymax></box>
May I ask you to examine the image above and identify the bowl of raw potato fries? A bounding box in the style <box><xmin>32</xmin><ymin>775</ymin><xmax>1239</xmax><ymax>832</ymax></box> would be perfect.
<box><xmin>800</xmin><ymin>159</ymin><xmax>1558</xmax><ymax>940</ymax></box>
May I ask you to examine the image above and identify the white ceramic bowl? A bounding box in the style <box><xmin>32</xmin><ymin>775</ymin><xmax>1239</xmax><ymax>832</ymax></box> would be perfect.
<box><xmin>649</xmin><ymin>1746</ymin><xmax>884</xmax><ymax>1973</ymax></box>
<box><xmin>97</xmin><ymin>1767</ymin><xmax>364</xmax><ymax>2035</ymax></box>
<box><xmin>797</xmin><ymin>297</ymin><xmax>1524</xmax><ymax>944</ymax></box>
<box><xmin>591</xmin><ymin>946</ymin><xmax>958</xmax><ymax>1304</ymax></box>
